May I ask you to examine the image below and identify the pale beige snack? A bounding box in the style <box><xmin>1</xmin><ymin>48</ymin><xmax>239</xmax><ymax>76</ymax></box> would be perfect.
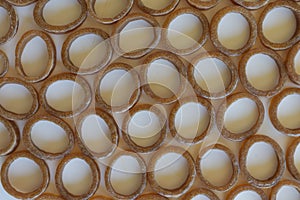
<box><xmin>34</xmin><ymin>0</ymin><xmax>87</xmax><ymax>34</ymax></box>
<box><xmin>217</xmin><ymin>92</ymin><xmax>265</xmax><ymax>141</ymax></box>
<box><xmin>239</xmin><ymin>48</ymin><xmax>286</xmax><ymax>97</ymax></box>
<box><xmin>162</xmin><ymin>7</ymin><xmax>209</xmax><ymax>55</ymax></box>
<box><xmin>0</xmin><ymin>77</ymin><xmax>39</xmax><ymax>120</ymax></box>
<box><xmin>196</xmin><ymin>144</ymin><xmax>239</xmax><ymax>191</ymax></box>
<box><xmin>210</xmin><ymin>6</ymin><xmax>257</xmax><ymax>56</ymax></box>
<box><xmin>15</xmin><ymin>30</ymin><xmax>56</xmax><ymax>83</ymax></box>
<box><xmin>1</xmin><ymin>151</ymin><xmax>50</xmax><ymax>199</ymax></box>
<box><xmin>55</xmin><ymin>154</ymin><xmax>100</xmax><ymax>200</ymax></box>
<box><xmin>23</xmin><ymin>114</ymin><xmax>75</xmax><ymax>160</ymax></box>
<box><xmin>258</xmin><ymin>0</ymin><xmax>300</xmax><ymax>50</ymax></box>
<box><xmin>239</xmin><ymin>135</ymin><xmax>285</xmax><ymax>188</ymax></box>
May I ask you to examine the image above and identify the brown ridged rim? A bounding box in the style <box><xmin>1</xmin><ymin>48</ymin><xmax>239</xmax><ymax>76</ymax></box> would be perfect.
<box><xmin>105</xmin><ymin>151</ymin><xmax>147</xmax><ymax>199</ymax></box>
<box><xmin>0</xmin><ymin>151</ymin><xmax>50</xmax><ymax>199</ymax></box>
<box><xmin>15</xmin><ymin>30</ymin><xmax>56</xmax><ymax>83</ymax></box>
<box><xmin>76</xmin><ymin>108</ymin><xmax>119</xmax><ymax>158</ymax></box>
<box><xmin>148</xmin><ymin>146</ymin><xmax>196</xmax><ymax>198</ymax></box>
<box><xmin>23</xmin><ymin>114</ymin><xmax>75</xmax><ymax>160</ymax></box>
<box><xmin>55</xmin><ymin>154</ymin><xmax>100</xmax><ymax>200</ymax></box>
<box><xmin>0</xmin><ymin>1</ymin><xmax>18</xmax><ymax>44</ymax></box>
<box><xmin>39</xmin><ymin>73</ymin><xmax>92</xmax><ymax>118</ymax></box>
<box><xmin>231</xmin><ymin>0</ymin><xmax>269</xmax><ymax>10</ymax></box>
<box><xmin>287</xmin><ymin>137</ymin><xmax>300</xmax><ymax>181</ymax></box>
<box><xmin>0</xmin><ymin>50</ymin><xmax>9</xmax><ymax>78</ymax></box>
<box><xmin>217</xmin><ymin>92</ymin><xmax>265</xmax><ymax>141</ymax></box>
<box><xmin>6</xmin><ymin>0</ymin><xmax>37</xmax><ymax>6</ymax></box>
<box><xmin>33</xmin><ymin>0</ymin><xmax>87</xmax><ymax>34</ymax></box>
<box><xmin>169</xmin><ymin>96</ymin><xmax>214</xmax><ymax>144</ymax></box>
<box><xmin>36</xmin><ymin>193</ymin><xmax>64</xmax><ymax>200</ymax></box>
<box><xmin>95</xmin><ymin>62</ymin><xmax>141</xmax><ymax>113</ymax></box>
<box><xmin>122</xmin><ymin>104</ymin><xmax>167</xmax><ymax>153</ymax></box>
<box><xmin>196</xmin><ymin>144</ymin><xmax>239</xmax><ymax>191</ymax></box>
<box><xmin>88</xmin><ymin>0</ymin><xmax>134</xmax><ymax>24</ymax></box>
<box><xmin>239</xmin><ymin>135</ymin><xmax>285</xmax><ymax>188</ymax></box>
<box><xmin>269</xmin><ymin>88</ymin><xmax>300</xmax><ymax>136</ymax></box>
<box><xmin>141</xmin><ymin>50</ymin><xmax>187</xmax><ymax>104</ymax></box>
<box><xmin>0</xmin><ymin>116</ymin><xmax>19</xmax><ymax>156</ymax></box>
<box><xmin>181</xmin><ymin>188</ymin><xmax>220</xmax><ymax>200</ymax></box>
<box><xmin>111</xmin><ymin>12</ymin><xmax>161</xmax><ymax>59</ymax></box>
<box><xmin>188</xmin><ymin>51</ymin><xmax>238</xmax><ymax>99</ymax></box>
<box><xmin>61</xmin><ymin>28</ymin><xmax>113</xmax><ymax>75</ymax></box>
<box><xmin>0</xmin><ymin>77</ymin><xmax>39</xmax><ymax>120</ymax></box>
<box><xmin>239</xmin><ymin>48</ymin><xmax>286</xmax><ymax>97</ymax></box>
<box><xmin>286</xmin><ymin>42</ymin><xmax>300</xmax><ymax>85</ymax></box>
<box><xmin>162</xmin><ymin>7</ymin><xmax>209</xmax><ymax>55</ymax></box>
<box><xmin>258</xmin><ymin>0</ymin><xmax>300</xmax><ymax>50</ymax></box>
<box><xmin>210</xmin><ymin>6</ymin><xmax>257</xmax><ymax>56</ymax></box>
<box><xmin>137</xmin><ymin>0</ymin><xmax>179</xmax><ymax>16</ymax></box>
<box><xmin>270</xmin><ymin>180</ymin><xmax>300</xmax><ymax>200</ymax></box>
<box><xmin>136</xmin><ymin>193</ymin><xmax>168</xmax><ymax>200</ymax></box>
<box><xmin>226</xmin><ymin>184</ymin><xmax>268</xmax><ymax>200</ymax></box>
<box><xmin>187</xmin><ymin>0</ymin><xmax>220</xmax><ymax>10</ymax></box>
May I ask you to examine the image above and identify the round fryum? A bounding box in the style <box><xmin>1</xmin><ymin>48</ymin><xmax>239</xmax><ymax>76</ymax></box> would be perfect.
<box><xmin>286</xmin><ymin>137</ymin><xmax>300</xmax><ymax>181</ymax></box>
<box><xmin>22</xmin><ymin>114</ymin><xmax>75</xmax><ymax>160</ymax></box>
<box><xmin>76</xmin><ymin>108</ymin><xmax>119</xmax><ymax>158</ymax></box>
<box><xmin>147</xmin><ymin>146</ymin><xmax>196</xmax><ymax>198</ymax></box>
<box><xmin>270</xmin><ymin>180</ymin><xmax>300</xmax><ymax>200</ymax></box>
<box><xmin>217</xmin><ymin>92</ymin><xmax>265</xmax><ymax>141</ymax></box>
<box><xmin>187</xmin><ymin>0</ymin><xmax>220</xmax><ymax>10</ymax></box>
<box><xmin>169</xmin><ymin>96</ymin><xmax>213</xmax><ymax>144</ymax></box>
<box><xmin>88</xmin><ymin>0</ymin><xmax>133</xmax><ymax>24</ymax></box>
<box><xmin>188</xmin><ymin>51</ymin><xmax>238</xmax><ymax>99</ymax></box>
<box><xmin>61</xmin><ymin>28</ymin><xmax>113</xmax><ymax>75</ymax></box>
<box><xmin>0</xmin><ymin>1</ymin><xmax>18</xmax><ymax>44</ymax></box>
<box><xmin>137</xmin><ymin>0</ymin><xmax>179</xmax><ymax>16</ymax></box>
<box><xmin>95</xmin><ymin>62</ymin><xmax>141</xmax><ymax>113</ymax></box>
<box><xmin>37</xmin><ymin>193</ymin><xmax>64</xmax><ymax>200</ymax></box>
<box><xmin>0</xmin><ymin>116</ymin><xmax>19</xmax><ymax>156</ymax></box>
<box><xmin>136</xmin><ymin>193</ymin><xmax>168</xmax><ymax>200</ymax></box>
<box><xmin>181</xmin><ymin>188</ymin><xmax>220</xmax><ymax>200</ymax></box>
<box><xmin>6</xmin><ymin>0</ymin><xmax>37</xmax><ymax>6</ymax></box>
<box><xmin>39</xmin><ymin>73</ymin><xmax>92</xmax><ymax>118</ymax></box>
<box><xmin>231</xmin><ymin>0</ymin><xmax>269</xmax><ymax>10</ymax></box>
<box><xmin>0</xmin><ymin>77</ymin><xmax>39</xmax><ymax>120</ymax></box>
<box><xmin>239</xmin><ymin>135</ymin><xmax>285</xmax><ymax>188</ymax></box>
<box><xmin>141</xmin><ymin>50</ymin><xmax>187</xmax><ymax>104</ymax></box>
<box><xmin>105</xmin><ymin>151</ymin><xmax>147</xmax><ymax>199</ymax></box>
<box><xmin>286</xmin><ymin>42</ymin><xmax>300</xmax><ymax>85</ymax></box>
<box><xmin>0</xmin><ymin>151</ymin><xmax>50</xmax><ymax>199</ymax></box>
<box><xmin>258</xmin><ymin>0</ymin><xmax>300</xmax><ymax>50</ymax></box>
<box><xmin>33</xmin><ymin>0</ymin><xmax>87</xmax><ymax>34</ymax></box>
<box><xmin>15</xmin><ymin>30</ymin><xmax>56</xmax><ymax>83</ymax></box>
<box><xmin>55</xmin><ymin>154</ymin><xmax>100</xmax><ymax>200</ymax></box>
<box><xmin>239</xmin><ymin>48</ymin><xmax>286</xmax><ymax>97</ymax></box>
<box><xmin>269</xmin><ymin>88</ymin><xmax>300</xmax><ymax>137</ymax></box>
<box><xmin>122</xmin><ymin>104</ymin><xmax>167</xmax><ymax>153</ymax></box>
<box><xmin>227</xmin><ymin>184</ymin><xmax>267</xmax><ymax>200</ymax></box>
<box><xmin>196</xmin><ymin>144</ymin><xmax>239</xmax><ymax>191</ymax></box>
<box><xmin>162</xmin><ymin>7</ymin><xmax>209</xmax><ymax>55</ymax></box>
<box><xmin>0</xmin><ymin>50</ymin><xmax>9</xmax><ymax>78</ymax></box>
<box><xmin>111</xmin><ymin>12</ymin><xmax>161</xmax><ymax>59</ymax></box>
<box><xmin>210</xmin><ymin>6</ymin><xmax>257</xmax><ymax>56</ymax></box>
